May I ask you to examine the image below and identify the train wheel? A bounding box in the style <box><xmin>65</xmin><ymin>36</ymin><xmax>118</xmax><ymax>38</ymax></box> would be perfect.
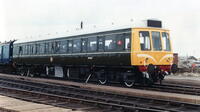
<box><xmin>124</xmin><ymin>73</ymin><xmax>135</xmax><ymax>87</ymax></box>
<box><xmin>98</xmin><ymin>72</ymin><xmax>107</xmax><ymax>85</ymax></box>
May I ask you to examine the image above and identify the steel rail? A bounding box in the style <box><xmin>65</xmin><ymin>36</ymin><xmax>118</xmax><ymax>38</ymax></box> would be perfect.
<box><xmin>0</xmin><ymin>77</ymin><xmax>199</xmax><ymax>112</ymax></box>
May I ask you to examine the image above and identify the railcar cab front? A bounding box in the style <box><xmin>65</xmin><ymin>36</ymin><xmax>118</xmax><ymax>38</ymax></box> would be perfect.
<box><xmin>130</xmin><ymin>20</ymin><xmax>174</xmax><ymax>84</ymax></box>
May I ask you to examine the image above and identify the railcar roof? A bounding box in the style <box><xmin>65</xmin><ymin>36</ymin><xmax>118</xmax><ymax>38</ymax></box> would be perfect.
<box><xmin>14</xmin><ymin>27</ymin><xmax>132</xmax><ymax>45</ymax></box>
<box><xmin>14</xmin><ymin>26</ymin><xmax>168</xmax><ymax>45</ymax></box>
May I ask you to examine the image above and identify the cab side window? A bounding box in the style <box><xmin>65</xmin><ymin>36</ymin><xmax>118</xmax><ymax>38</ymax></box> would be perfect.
<box><xmin>162</xmin><ymin>32</ymin><xmax>171</xmax><ymax>51</ymax></box>
<box><xmin>139</xmin><ymin>31</ymin><xmax>151</xmax><ymax>50</ymax></box>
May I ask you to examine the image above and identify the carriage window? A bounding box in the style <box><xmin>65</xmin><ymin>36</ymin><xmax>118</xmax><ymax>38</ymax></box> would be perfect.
<box><xmin>98</xmin><ymin>36</ymin><xmax>104</xmax><ymax>52</ymax></box>
<box><xmin>55</xmin><ymin>41</ymin><xmax>61</xmax><ymax>53</ymax></box>
<box><xmin>14</xmin><ymin>46</ymin><xmax>19</xmax><ymax>55</ymax></box>
<box><xmin>27</xmin><ymin>45</ymin><xmax>29</xmax><ymax>55</ymax></box>
<box><xmin>162</xmin><ymin>32</ymin><xmax>171</xmax><ymax>51</ymax></box>
<box><xmin>48</xmin><ymin>42</ymin><xmax>55</xmax><ymax>54</ymax></box>
<box><xmin>40</xmin><ymin>43</ymin><xmax>45</xmax><ymax>54</ymax></box>
<box><xmin>81</xmin><ymin>38</ymin><xmax>87</xmax><ymax>52</ymax></box>
<box><xmin>68</xmin><ymin>40</ymin><xmax>73</xmax><ymax>53</ymax></box>
<box><xmin>125</xmin><ymin>38</ymin><xmax>130</xmax><ymax>50</ymax></box>
<box><xmin>73</xmin><ymin>39</ymin><xmax>81</xmax><ymax>53</ymax></box>
<box><xmin>105</xmin><ymin>35</ymin><xmax>116</xmax><ymax>51</ymax></box>
<box><xmin>116</xmin><ymin>34</ymin><xmax>124</xmax><ymax>51</ymax></box>
<box><xmin>125</xmin><ymin>33</ymin><xmax>131</xmax><ymax>50</ymax></box>
<box><xmin>44</xmin><ymin>43</ymin><xmax>49</xmax><ymax>54</ymax></box>
<box><xmin>50</xmin><ymin>42</ymin><xmax>55</xmax><ymax>53</ymax></box>
<box><xmin>27</xmin><ymin>45</ymin><xmax>30</xmax><ymax>55</ymax></box>
<box><xmin>139</xmin><ymin>31</ymin><xmax>151</xmax><ymax>50</ymax></box>
<box><xmin>30</xmin><ymin>45</ymin><xmax>33</xmax><ymax>54</ymax></box>
<box><xmin>24</xmin><ymin>45</ymin><xmax>28</xmax><ymax>55</ymax></box>
<box><xmin>21</xmin><ymin>46</ymin><xmax>24</xmax><ymax>55</ymax></box>
<box><xmin>60</xmin><ymin>40</ymin><xmax>67</xmax><ymax>53</ymax></box>
<box><xmin>152</xmin><ymin>31</ymin><xmax>162</xmax><ymax>51</ymax></box>
<box><xmin>20</xmin><ymin>46</ymin><xmax>22</xmax><ymax>55</ymax></box>
<box><xmin>26</xmin><ymin>45</ymin><xmax>30</xmax><ymax>55</ymax></box>
<box><xmin>88</xmin><ymin>37</ymin><xmax>97</xmax><ymax>52</ymax></box>
<box><xmin>36</xmin><ymin>44</ymin><xmax>40</xmax><ymax>54</ymax></box>
<box><xmin>19</xmin><ymin>46</ymin><xmax>22</xmax><ymax>55</ymax></box>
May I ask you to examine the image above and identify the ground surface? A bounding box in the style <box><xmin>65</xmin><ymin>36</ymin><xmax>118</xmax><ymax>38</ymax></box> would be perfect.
<box><xmin>0</xmin><ymin>95</ymin><xmax>83</xmax><ymax>112</ymax></box>
<box><xmin>165</xmin><ymin>73</ymin><xmax>200</xmax><ymax>86</ymax></box>
<box><xmin>1</xmin><ymin>73</ymin><xmax>200</xmax><ymax>112</ymax></box>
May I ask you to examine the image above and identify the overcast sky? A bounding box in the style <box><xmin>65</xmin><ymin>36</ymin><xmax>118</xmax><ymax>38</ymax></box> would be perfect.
<box><xmin>0</xmin><ymin>0</ymin><xmax>200</xmax><ymax>57</ymax></box>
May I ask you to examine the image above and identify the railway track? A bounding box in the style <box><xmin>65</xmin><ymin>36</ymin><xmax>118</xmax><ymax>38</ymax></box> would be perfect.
<box><xmin>0</xmin><ymin>76</ymin><xmax>199</xmax><ymax>112</ymax></box>
<box><xmin>133</xmin><ymin>83</ymin><xmax>200</xmax><ymax>96</ymax></box>
<box><xmin>1</xmin><ymin>74</ymin><xmax>200</xmax><ymax>96</ymax></box>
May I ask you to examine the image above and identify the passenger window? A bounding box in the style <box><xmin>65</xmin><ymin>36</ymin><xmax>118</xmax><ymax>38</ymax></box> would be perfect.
<box><xmin>50</xmin><ymin>42</ymin><xmax>55</xmax><ymax>53</ymax></box>
<box><xmin>48</xmin><ymin>42</ymin><xmax>55</xmax><ymax>54</ymax></box>
<box><xmin>20</xmin><ymin>46</ymin><xmax>24</xmax><ymax>55</ymax></box>
<box><xmin>60</xmin><ymin>40</ymin><xmax>67</xmax><ymax>53</ymax></box>
<box><xmin>55</xmin><ymin>41</ymin><xmax>61</xmax><ymax>53</ymax></box>
<box><xmin>40</xmin><ymin>43</ymin><xmax>45</xmax><ymax>54</ymax></box>
<box><xmin>152</xmin><ymin>31</ymin><xmax>162</xmax><ymax>51</ymax></box>
<box><xmin>139</xmin><ymin>31</ymin><xmax>151</xmax><ymax>50</ymax></box>
<box><xmin>26</xmin><ymin>45</ymin><xmax>29</xmax><ymax>55</ymax></box>
<box><xmin>21</xmin><ymin>45</ymin><xmax>26</xmax><ymax>55</ymax></box>
<box><xmin>68</xmin><ymin>40</ymin><xmax>73</xmax><ymax>53</ymax></box>
<box><xmin>98</xmin><ymin>36</ymin><xmax>104</xmax><ymax>52</ymax></box>
<box><xmin>44</xmin><ymin>43</ymin><xmax>49</xmax><ymax>54</ymax></box>
<box><xmin>73</xmin><ymin>39</ymin><xmax>81</xmax><ymax>53</ymax></box>
<box><xmin>124</xmin><ymin>33</ymin><xmax>131</xmax><ymax>50</ymax></box>
<box><xmin>88</xmin><ymin>37</ymin><xmax>97</xmax><ymax>52</ymax></box>
<box><xmin>105</xmin><ymin>35</ymin><xmax>116</xmax><ymax>51</ymax></box>
<box><xmin>30</xmin><ymin>45</ymin><xmax>33</xmax><ymax>55</ymax></box>
<box><xmin>125</xmin><ymin>38</ymin><xmax>130</xmax><ymax>50</ymax></box>
<box><xmin>33</xmin><ymin>44</ymin><xmax>37</xmax><ymax>54</ymax></box>
<box><xmin>162</xmin><ymin>32</ymin><xmax>171</xmax><ymax>51</ymax></box>
<box><xmin>19</xmin><ymin>46</ymin><xmax>23</xmax><ymax>55</ymax></box>
<box><xmin>81</xmin><ymin>38</ymin><xmax>87</xmax><ymax>52</ymax></box>
<box><xmin>116</xmin><ymin>34</ymin><xmax>124</xmax><ymax>51</ymax></box>
<box><xmin>36</xmin><ymin>44</ymin><xmax>40</xmax><ymax>54</ymax></box>
<box><xmin>24</xmin><ymin>45</ymin><xmax>27</xmax><ymax>55</ymax></box>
